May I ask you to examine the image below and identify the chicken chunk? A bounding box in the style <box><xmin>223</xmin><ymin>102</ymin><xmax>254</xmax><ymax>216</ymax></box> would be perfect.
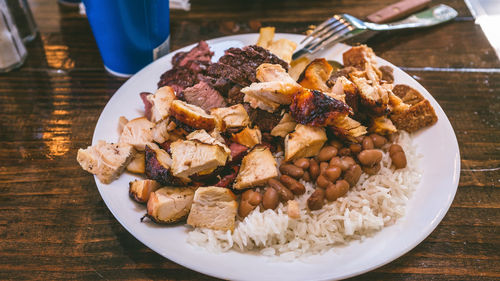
<box><xmin>186</xmin><ymin>129</ymin><xmax>231</xmax><ymax>156</ymax></box>
<box><xmin>147</xmin><ymin>86</ymin><xmax>176</xmax><ymax>122</ymax></box>
<box><xmin>285</xmin><ymin>124</ymin><xmax>327</xmax><ymax>161</ymax></box>
<box><xmin>170</xmin><ymin>140</ymin><xmax>229</xmax><ymax>178</ymax></box>
<box><xmin>297</xmin><ymin>58</ymin><xmax>333</xmax><ymax>92</ymax></box>
<box><xmin>187</xmin><ymin>186</ymin><xmax>237</xmax><ymax>231</ymax></box>
<box><xmin>147</xmin><ymin>187</ymin><xmax>195</xmax><ymax>223</ymax></box>
<box><xmin>243</xmin><ymin>93</ymin><xmax>281</xmax><ymax>113</ymax></box>
<box><xmin>77</xmin><ymin>140</ymin><xmax>135</xmax><ymax>184</ymax></box>
<box><xmin>232</xmin><ymin>127</ymin><xmax>262</xmax><ymax>148</ymax></box>
<box><xmin>350</xmin><ymin>75</ymin><xmax>389</xmax><ymax>116</ymax></box>
<box><xmin>145</xmin><ymin>144</ymin><xmax>184</xmax><ymax>186</ymax></box>
<box><xmin>271</xmin><ymin>113</ymin><xmax>297</xmax><ymax>138</ymax></box>
<box><xmin>210</xmin><ymin>104</ymin><xmax>250</xmax><ymax>131</ymax></box>
<box><xmin>169</xmin><ymin>100</ymin><xmax>216</xmax><ymax>131</ymax></box>
<box><xmin>126</xmin><ymin>152</ymin><xmax>145</xmax><ymax>174</ymax></box>
<box><xmin>329</xmin><ymin>116</ymin><xmax>367</xmax><ymax>142</ymax></box>
<box><xmin>129</xmin><ymin>179</ymin><xmax>161</xmax><ymax>203</ymax></box>
<box><xmin>234</xmin><ymin>146</ymin><xmax>278</xmax><ymax>190</ymax></box>
<box><xmin>266</xmin><ymin>39</ymin><xmax>297</xmax><ymax>64</ymax></box>
<box><xmin>119</xmin><ymin>117</ymin><xmax>155</xmax><ymax>151</ymax></box>
<box><xmin>290</xmin><ymin>89</ymin><xmax>352</xmax><ymax>127</ymax></box>
<box><xmin>369</xmin><ymin>116</ymin><xmax>397</xmax><ymax>135</ymax></box>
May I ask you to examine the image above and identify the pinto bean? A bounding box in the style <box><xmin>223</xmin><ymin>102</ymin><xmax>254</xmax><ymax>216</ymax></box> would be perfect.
<box><xmin>303</xmin><ymin>171</ymin><xmax>311</xmax><ymax>182</ymax></box>
<box><xmin>362</xmin><ymin>162</ymin><xmax>381</xmax><ymax>175</ymax></box>
<box><xmin>241</xmin><ymin>189</ymin><xmax>262</xmax><ymax>206</ymax></box>
<box><xmin>318</xmin><ymin>146</ymin><xmax>338</xmax><ymax>162</ymax></box>
<box><xmin>307</xmin><ymin>188</ymin><xmax>325</xmax><ymax>210</ymax></box>
<box><xmin>324</xmin><ymin>166</ymin><xmax>342</xmax><ymax>182</ymax></box>
<box><xmin>309</xmin><ymin>159</ymin><xmax>320</xmax><ymax>180</ymax></box>
<box><xmin>279</xmin><ymin>164</ymin><xmax>304</xmax><ymax>179</ymax></box>
<box><xmin>238</xmin><ymin>200</ymin><xmax>255</xmax><ymax>218</ymax></box>
<box><xmin>329</xmin><ymin>140</ymin><xmax>343</xmax><ymax>149</ymax></box>
<box><xmin>349</xmin><ymin>143</ymin><xmax>362</xmax><ymax>154</ymax></box>
<box><xmin>293</xmin><ymin>158</ymin><xmax>310</xmax><ymax>169</ymax></box>
<box><xmin>344</xmin><ymin>164</ymin><xmax>362</xmax><ymax>186</ymax></box>
<box><xmin>389</xmin><ymin>144</ymin><xmax>407</xmax><ymax>169</ymax></box>
<box><xmin>357</xmin><ymin>149</ymin><xmax>383</xmax><ymax>167</ymax></box>
<box><xmin>262</xmin><ymin>187</ymin><xmax>279</xmax><ymax>210</ymax></box>
<box><xmin>338</xmin><ymin>147</ymin><xmax>351</xmax><ymax>156</ymax></box>
<box><xmin>268</xmin><ymin>178</ymin><xmax>294</xmax><ymax>202</ymax></box>
<box><xmin>331</xmin><ymin>156</ymin><xmax>356</xmax><ymax>171</ymax></box>
<box><xmin>319</xmin><ymin>161</ymin><xmax>329</xmax><ymax>174</ymax></box>
<box><xmin>325</xmin><ymin>180</ymin><xmax>350</xmax><ymax>201</ymax></box>
<box><xmin>370</xmin><ymin>134</ymin><xmax>387</xmax><ymax>148</ymax></box>
<box><xmin>316</xmin><ymin>174</ymin><xmax>330</xmax><ymax>189</ymax></box>
<box><xmin>280</xmin><ymin>175</ymin><xmax>305</xmax><ymax>195</ymax></box>
<box><xmin>362</xmin><ymin>136</ymin><xmax>374</xmax><ymax>150</ymax></box>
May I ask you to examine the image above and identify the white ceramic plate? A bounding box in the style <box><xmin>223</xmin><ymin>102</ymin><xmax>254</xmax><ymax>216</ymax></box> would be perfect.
<box><xmin>92</xmin><ymin>33</ymin><xmax>460</xmax><ymax>281</ymax></box>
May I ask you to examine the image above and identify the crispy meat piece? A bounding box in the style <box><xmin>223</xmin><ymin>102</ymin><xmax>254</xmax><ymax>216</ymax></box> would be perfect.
<box><xmin>290</xmin><ymin>89</ymin><xmax>352</xmax><ymax>127</ymax></box>
<box><xmin>145</xmin><ymin>145</ymin><xmax>184</xmax><ymax>186</ymax></box>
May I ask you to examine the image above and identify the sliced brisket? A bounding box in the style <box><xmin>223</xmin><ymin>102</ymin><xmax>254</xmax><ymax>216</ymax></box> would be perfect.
<box><xmin>181</xmin><ymin>81</ymin><xmax>227</xmax><ymax>111</ymax></box>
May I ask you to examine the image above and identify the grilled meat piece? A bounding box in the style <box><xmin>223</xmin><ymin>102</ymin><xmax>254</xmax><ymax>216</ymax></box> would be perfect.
<box><xmin>245</xmin><ymin>106</ymin><xmax>282</xmax><ymax>133</ymax></box>
<box><xmin>145</xmin><ymin>144</ymin><xmax>184</xmax><ymax>186</ymax></box>
<box><xmin>129</xmin><ymin>179</ymin><xmax>161</xmax><ymax>203</ymax></box>
<box><xmin>157</xmin><ymin>67</ymin><xmax>198</xmax><ymax>94</ymax></box>
<box><xmin>147</xmin><ymin>187</ymin><xmax>195</xmax><ymax>224</ymax></box>
<box><xmin>342</xmin><ymin>45</ymin><xmax>377</xmax><ymax>70</ymax></box>
<box><xmin>119</xmin><ymin>117</ymin><xmax>155</xmax><ymax>151</ymax></box>
<box><xmin>187</xmin><ymin>186</ymin><xmax>238</xmax><ymax>231</ymax></box>
<box><xmin>290</xmin><ymin>89</ymin><xmax>352</xmax><ymax>127</ymax></box>
<box><xmin>233</xmin><ymin>146</ymin><xmax>278</xmax><ymax>190</ymax></box>
<box><xmin>169</xmin><ymin>100</ymin><xmax>216</xmax><ymax>131</ymax></box>
<box><xmin>140</xmin><ymin>92</ymin><xmax>153</xmax><ymax>121</ymax></box>
<box><xmin>210</xmin><ymin>104</ymin><xmax>250</xmax><ymax>131</ymax></box>
<box><xmin>146</xmin><ymin>86</ymin><xmax>177</xmax><ymax>122</ymax></box>
<box><xmin>172</xmin><ymin>41</ymin><xmax>213</xmax><ymax>70</ymax></box>
<box><xmin>284</xmin><ymin>124</ymin><xmax>327</xmax><ymax>161</ymax></box>
<box><xmin>181</xmin><ymin>81</ymin><xmax>227</xmax><ymax>111</ymax></box>
<box><xmin>228</xmin><ymin>142</ymin><xmax>248</xmax><ymax>165</ymax></box>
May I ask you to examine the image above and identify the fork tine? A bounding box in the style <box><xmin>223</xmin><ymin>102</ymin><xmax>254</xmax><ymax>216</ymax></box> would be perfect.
<box><xmin>302</xmin><ymin>19</ymin><xmax>345</xmax><ymax>46</ymax></box>
<box><xmin>306</xmin><ymin>23</ymin><xmax>349</xmax><ymax>51</ymax></box>
<box><xmin>300</xmin><ymin>15</ymin><xmax>342</xmax><ymax>44</ymax></box>
<box><xmin>309</xmin><ymin>26</ymin><xmax>352</xmax><ymax>53</ymax></box>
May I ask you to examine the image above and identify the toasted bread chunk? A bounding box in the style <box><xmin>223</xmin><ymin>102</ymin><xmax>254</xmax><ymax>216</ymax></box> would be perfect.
<box><xmin>232</xmin><ymin>127</ymin><xmax>262</xmax><ymax>148</ymax></box>
<box><xmin>210</xmin><ymin>104</ymin><xmax>250</xmax><ymax>131</ymax></box>
<box><xmin>392</xmin><ymin>84</ymin><xmax>425</xmax><ymax>105</ymax></box>
<box><xmin>234</xmin><ymin>146</ymin><xmax>278</xmax><ymax>190</ymax></box>
<box><xmin>271</xmin><ymin>113</ymin><xmax>297</xmax><ymax>137</ymax></box>
<box><xmin>169</xmin><ymin>100</ymin><xmax>216</xmax><ymax>131</ymax></box>
<box><xmin>285</xmin><ymin>124</ymin><xmax>327</xmax><ymax>161</ymax></box>
<box><xmin>187</xmin><ymin>186</ymin><xmax>237</xmax><ymax>231</ymax></box>
<box><xmin>119</xmin><ymin>117</ymin><xmax>155</xmax><ymax>151</ymax></box>
<box><xmin>186</xmin><ymin>129</ymin><xmax>231</xmax><ymax>156</ymax></box>
<box><xmin>390</xmin><ymin>99</ymin><xmax>438</xmax><ymax>132</ymax></box>
<box><xmin>369</xmin><ymin>116</ymin><xmax>397</xmax><ymax>135</ymax></box>
<box><xmin>343</xmin><ymin>45</ymin><xmax>377</xmax><ymax>70</ymax></box>
<box><xmin>77</xmin><ymin>141</ymin><xmax>135</xmax><ymax>184</ymax></box>
<box><xmin>147</xmin><ymin>86</ymin><xmax>176</xmax><ymax>122</ymax></box>
<box><xmin>148</xmin><ymin>187</ymin><xmax>195</xmax><ymax>223</ymax></box>
<box><xmin>171</xmin><ymin>140</ymin><xmax>228</xmax><ymax>178</ymax></box>
<box><xmin>129</xmin><ymin>179</ymin><xmax>161</xmax><ymax>203</ymax></box>
<box><xmin>126</xmin><ymin>152</ymin><xmax>145</xmax><ymax>174</ymax></box>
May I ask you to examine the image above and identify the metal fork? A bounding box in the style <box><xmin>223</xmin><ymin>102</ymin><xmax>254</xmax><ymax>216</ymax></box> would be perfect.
<box><xmin>292</xmin><ymin>4</ymin><xmax>458</xmax><ymax>60</ymax></box>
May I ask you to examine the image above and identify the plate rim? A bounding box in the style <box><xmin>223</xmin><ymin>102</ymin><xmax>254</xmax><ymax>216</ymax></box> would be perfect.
<box><xmin>91</xmin><ymin>33</ymin><xmax>461</xmax><ymax>281</ymax></box>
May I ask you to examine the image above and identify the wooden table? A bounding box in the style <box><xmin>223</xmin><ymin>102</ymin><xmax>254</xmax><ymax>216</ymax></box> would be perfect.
<box><xmin>1</xmin><ymin>0</ymin><xmax>498</xmax><ymax>280</ymax></box>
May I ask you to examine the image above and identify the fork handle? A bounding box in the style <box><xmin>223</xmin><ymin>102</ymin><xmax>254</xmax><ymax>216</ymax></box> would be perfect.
<box><xmin>367</xmin><ymin>0</ymin><xmax>431</xmax><ymax>23</ymax></box>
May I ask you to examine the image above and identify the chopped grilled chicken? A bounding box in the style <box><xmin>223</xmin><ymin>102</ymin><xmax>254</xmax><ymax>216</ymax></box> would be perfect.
<box><xmin>330</xmin><ymin>116</ymin><xmax>367</xmax><ymax>142</ymax></box>
<box><xmin>118</xmin><ymin>116</ymin><xmax>129</xmax><ymax>135</ymax></box>
<box><xmin>289</xmin><ymin>57</ymin><xmax>310</xmax><ymax>81</ymax></box>
<box><xmin>284</xmin><ymin>124</ymin><xmax>327</xmax><ymax>161</ymax></box>
<box><xmin>350</xmin><ymin>75</ymin><xmax>389</xmax><ymax>116</ymax></box>
<box><xmin>290</xmin><ymin>89</ymin><xmax>352</xmax><ymax>127</ymax></box>
<box><xmin>77</xmin><ymin>140</ymin><xmax>135</xmax><ymax>184</ymax></box>
<box><xmin>145</xmin><ymin>144</ymin><xmax>185</xmax><ymax>186</ymax></box>
<box><xmin>232</xmin><ymin>127</ymin><xmax>262</xmax><ymax>148</ymax></box>
<box><xmin>388</xmin><ymin>91</ymin><xmax>411</xmax><ymax>114</ymax></box>
<box><xmin>186</xmin><ymin>129</ymin><xmax>231</xmax><ymax>156</ymax></box>
<box><xmin>266</xmin><ymin>39</ymin><xmax>297</xmax><ymax>64</ymax></box>
<box><xmin>147</xmin><ymin>187</ymin><xmax>195</xmax><ymax>223</ymax></box>
<box><xmin>390</xmin><ymin>99</ymin><xmax>438</xmax><ymax>132</ymax></box>
<box><xmin>119</xmin><ymin>117</ymin><xmax>155</xmax><ymax>151</ymax></box>
<box><xmin>369</xmin><ymin>116</ymin><xmax>397</xmax><ymax>135</ymax></box>
<box><xmin>169</xmin><ymin>100</ymin><xmax>216</xmax><ymax>131</ymax></box>
<box><xmin>210</xmin><ymin>104</ymin><xmax>250</xmax><ymax>131</ymax></box>
<box><xmin>297</xmin><ymin>58</ymin><xmax>333</xmax><ymax>92</ymax></box>
<box><xmin>151</xmin><ymin>118</ymin><xmax>170</xmax><ymax>144</ymax></box>
<box><xmin>342</xmin><ymin>45</ymin><xmax>378</xmax><ymax>70</ymax></box>
<box><xmin>234</xmin><ymin>146</ymin><xmax>278</xmax><ymax>190</ymax></box>
<box><xmin>329</xmin><ymin>76</ymin><xmax>352</xmax><ymax>102</ymax></box>
<box><xmin>129</xmin><ymin>179</ymin><xmax>161</xmax><ymax>203</ymax></box>
<box><xmin>147</xmin><ymin>86</ymin><xmax>176</xmax><ymax>122</ymax></box>
<box><xmin>287</xmin><ymin>200</ymin><xmax>300</xmax><ymax>219</ymax></box>
<box><xmin>241</xmin><ymin>64</ymin><xmax>302</xmax><ymax>106</ymax></box>
<box><xmin>271</xmin><ymin>113</ymin><xmax>297</xmax><ymax>137</ymax></box>
<box><xmin>170</xmin><ymin>140</ymin><xmax>229</xmax><ymax>178</ymax></box>
<box><xmin>243</xmin><ymin>93</ymin><xmax>281</xmax><ymax>113</ymax></box>
<box><xmin>126</xmin><ymin>152</ymin><xmax>145</xmax><ymax>174</ymax></box>
<box><xmin>187</xmin><ymin>186</ymin><xmax>237</xmax><ymax>231</ymax></box>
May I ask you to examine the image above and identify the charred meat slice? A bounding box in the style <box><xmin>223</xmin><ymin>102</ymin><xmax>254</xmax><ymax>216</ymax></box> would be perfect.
<box><xmin>245</xmin><ymin>105</ymin><xmax>282</xmax><ymax>133</ymax></box>
<box><xmin>172</xmin><ymin>41</ymin><xmax>213</xmax><ymax>70</ymax></box>
<box><xmin>181</xmin><ymin>81</ymin><xmax>227</xmax><ymax>111</ymax></box>
<box><xmin>145</xmin><ymin>145</ymin><xmax>184</xmax><ymax>186</ymax></box>
<box><xmin>290</xmin><ymin>89</ymin><xmax>352</xmax><ymax>127</ymax></box>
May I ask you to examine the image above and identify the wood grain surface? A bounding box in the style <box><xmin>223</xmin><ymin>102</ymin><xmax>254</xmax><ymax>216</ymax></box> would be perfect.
<box><xmin>0</xmin><ymin>0</ymin><xmax>498</xmax><ymax>280</ymax></box>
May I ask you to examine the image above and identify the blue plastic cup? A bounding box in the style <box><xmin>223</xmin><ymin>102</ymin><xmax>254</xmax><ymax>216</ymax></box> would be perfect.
<box><xmin>83</xmin><ymin>0</ymin><xmax>170</xmax><ymax>77</ymax></box>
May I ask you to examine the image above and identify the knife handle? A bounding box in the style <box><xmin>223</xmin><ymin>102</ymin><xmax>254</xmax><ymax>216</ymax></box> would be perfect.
<box><xmin>366</xmin><ymin>0</ymin><xmax>431</xmax><ymax>23</ymax></box>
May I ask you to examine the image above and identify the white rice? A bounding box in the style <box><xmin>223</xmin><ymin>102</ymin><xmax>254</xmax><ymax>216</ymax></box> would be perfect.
<box><xmin>187</xmin><ymin>132</ymin><xmax>421</xmax><ymax>259</ymax></box>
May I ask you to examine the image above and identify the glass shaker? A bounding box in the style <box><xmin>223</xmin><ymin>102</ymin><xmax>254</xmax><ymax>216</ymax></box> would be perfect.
<box><xmin>6</xmin><ymin>0</ymin><xmax>38</xmax><ymax>42</ymax></box>
<box><xmin>0</xmin><ymin>0</ymin><xmax>27</xmax><ymax>72</ymax></box>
